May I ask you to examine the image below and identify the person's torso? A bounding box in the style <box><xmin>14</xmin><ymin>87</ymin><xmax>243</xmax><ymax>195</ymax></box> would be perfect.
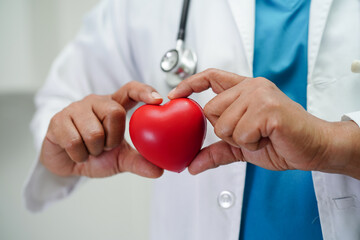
<box><xmin>89</xmin><ymin>0</ymin><xmax>360</xmax><ymax>239</ymax></box>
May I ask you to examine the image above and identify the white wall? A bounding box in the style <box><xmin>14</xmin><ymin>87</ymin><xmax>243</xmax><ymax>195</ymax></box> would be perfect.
<box><xmin>0</xmin><ymin>0</ymin><xmax>99</xmax><ymax>93</ymax></box>
<box><xmin>0</xmin><ymin>0</ymin><xmax>33</xmax><ymax>92</ymax></box>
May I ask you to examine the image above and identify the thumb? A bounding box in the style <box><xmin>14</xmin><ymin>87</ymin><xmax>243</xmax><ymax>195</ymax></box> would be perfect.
<box><xmin>118</xmin><ymin>141</ymin><xmax>164</xmax><ymax>178</ymax></box>
<box><xmin>188</xmin><ymin>140</ymin><xmax>244</xmax><ymax>175</ymax></box>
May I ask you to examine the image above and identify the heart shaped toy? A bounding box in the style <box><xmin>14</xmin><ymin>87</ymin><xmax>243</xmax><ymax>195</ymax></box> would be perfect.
<box><xmin>130</xmin><ymin>98</ymin><xmax>206</xmax><ymax>173</ymax></box>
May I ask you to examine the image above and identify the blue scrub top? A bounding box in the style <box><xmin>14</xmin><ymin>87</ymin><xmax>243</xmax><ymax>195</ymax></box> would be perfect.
<box><xmin>239</xmin><ymin>0</ymin><xmax>323</xmax><ymax>239</ymax></box>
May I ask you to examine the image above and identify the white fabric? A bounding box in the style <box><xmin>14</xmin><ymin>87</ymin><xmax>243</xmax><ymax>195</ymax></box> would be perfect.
<box><xmin>24</xmin><ymin>0</ymin><xmax>360</xmax><ymax>239</ymax></box>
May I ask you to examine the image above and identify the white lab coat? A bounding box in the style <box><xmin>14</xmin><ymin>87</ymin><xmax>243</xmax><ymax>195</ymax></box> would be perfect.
<box><xmin>24</xmin><ymin>0</ymin><xmax>360</xmax><ymax>239</ymax></box>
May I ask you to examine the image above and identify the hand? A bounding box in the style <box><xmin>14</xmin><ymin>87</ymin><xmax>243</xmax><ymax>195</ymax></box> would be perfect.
<box><xmin>168</xmin><ymin>69</ymin><xmax>360</xmax><ymax>179</ymax></box>
<box><xmin>40</xmin><ymin>81</ymin><xmax>164</xmax><ymax>178</ymax></box>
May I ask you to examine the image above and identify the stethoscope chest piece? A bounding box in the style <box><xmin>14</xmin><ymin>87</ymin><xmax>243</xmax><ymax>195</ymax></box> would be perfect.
<box><xmin>161</xmin><ymin>40</ymin><xmax>197</xmax><ymax>87</ymax></box>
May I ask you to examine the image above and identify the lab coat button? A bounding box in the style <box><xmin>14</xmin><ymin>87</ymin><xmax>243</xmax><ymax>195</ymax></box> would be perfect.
<box><xmin>351</xmin><ymin>60</ymin><xmax>360</xmax><ymax>73</ymax></box>
<box><xmin>218</xmin><ymin>191</ymin><xmax>235</xmax><ymax>209</ymax></box>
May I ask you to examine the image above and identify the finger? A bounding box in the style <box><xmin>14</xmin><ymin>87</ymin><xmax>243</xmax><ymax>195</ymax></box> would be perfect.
<box><xmin>73</xmin><ymin>141</ymin><xmax>164</xmax><ymax>178</ymax></box>
<box><xmin>188</xmin><ymin>141</ymin><xmax>244</xmax><ymax>175</ymax></box>
<box><xmin>203</xmin><ymin>83</ymin><xmax>244</xmax><ymax>126</ymax></box>
<box><xmin>91</xmin><ymin>98</ymin><xmax>126</xmax><ymax>150</ymax></box>
<box><xmin>117</xmin><ymin>142</ymin><xmax>164</xmax><ymax>178</ymax></box>
<box><xmin>232</xmin><ymin>110</ymin><xmax>267</xmax><ymax>151</ymax></box>
<box><xmin>72</xmin><ymin>108</ymin><xmax>105</xmax><ymax>156</ymax></box>
<box><xmin>40</xmin><ymin>137</ymin><xmax>77</xmax><ymax>176</ymax></box>
<box><xmin>168</xmin><ymin>68</ymin><xmax>248</xmax><ymax>99</ymax></box>
<box><xmin>213</xmin><ymin>97</ymin><xmax>248</xmax><ymax>145</ymax></box>
<box><xmin>48</xmin><ymin>114</ymin><xmax>89</xmax><ymax>163</ymax></box>
<box><xmin>112</xmin><ymin>81</ymin><xmax>163</xmax><ymax>111</ymax></box>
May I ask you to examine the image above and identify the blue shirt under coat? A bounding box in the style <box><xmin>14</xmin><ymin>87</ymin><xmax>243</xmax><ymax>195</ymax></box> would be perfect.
<box><xmin>239</xmin><ymin>0</ymin><xmax>323</xmax><ymax>239</ymax></box>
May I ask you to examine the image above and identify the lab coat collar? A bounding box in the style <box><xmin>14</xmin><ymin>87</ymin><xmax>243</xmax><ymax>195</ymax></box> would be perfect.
<box><xmin>226</xmin><ymin>0</ymin><xmax>334</xmax><ymax>80</ymax></box>
<box><xmin>226</xmin><ymin>0</ymin><xmax>255</xmax><ymax>76</ymax></box>
<box><xmin>308</xmin><ymin>0</ymin><xmax>334</xmax><ymax>80</ymax></box>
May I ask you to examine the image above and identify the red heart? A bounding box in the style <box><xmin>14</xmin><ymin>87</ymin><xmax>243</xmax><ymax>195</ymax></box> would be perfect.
<box><xmin>129</xmin><ymin>98</ymin><xmax>206</xmax><ymax>173</ymax></box>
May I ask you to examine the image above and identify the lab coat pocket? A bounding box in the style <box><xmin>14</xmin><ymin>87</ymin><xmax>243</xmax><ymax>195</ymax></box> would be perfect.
<box><xmin>333</xmin><ymin>195</ymin><xmax>360</xmax><ymax>210</ymax></box>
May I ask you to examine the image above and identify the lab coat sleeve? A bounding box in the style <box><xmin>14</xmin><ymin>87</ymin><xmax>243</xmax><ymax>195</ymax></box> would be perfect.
<box><xmin>23</xmin><ymin>0</ymin><xmax>138</xmax><ymax>212</ymax></box>
<box><xmin>342</xmin><ymin>112</ymin><xmax>360</xmax><ymax>127</ymax></box>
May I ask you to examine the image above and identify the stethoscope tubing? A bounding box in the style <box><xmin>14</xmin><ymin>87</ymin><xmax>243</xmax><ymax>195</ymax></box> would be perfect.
<box><xmin>178</xmin><ymin>0</ymin><xmax>191</xmax><ymax>41</ymax></box>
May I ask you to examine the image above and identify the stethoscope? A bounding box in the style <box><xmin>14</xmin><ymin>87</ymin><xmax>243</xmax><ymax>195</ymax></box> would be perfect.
<box><xmin>160</xmin><ymin>0</ymin><xmax>197</xmax><ymax>87</ymax></box>
<box><xmin>160</xmin><ymin>0</ymin><xmax>360</xmax><ymax>87</ymax></box>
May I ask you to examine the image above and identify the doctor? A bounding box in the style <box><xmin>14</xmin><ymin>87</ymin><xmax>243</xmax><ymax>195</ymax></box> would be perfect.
<box><xmin>24</xmin><ymin>0</ymin><xmax>360</xmax><ymax>239</ymax></box>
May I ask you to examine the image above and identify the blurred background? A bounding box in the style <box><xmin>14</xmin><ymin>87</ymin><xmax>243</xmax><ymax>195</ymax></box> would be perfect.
<box><xmin>0</xmin><ymin>0</ymin><xmax>152</xmax><ymax>239</ymax></box>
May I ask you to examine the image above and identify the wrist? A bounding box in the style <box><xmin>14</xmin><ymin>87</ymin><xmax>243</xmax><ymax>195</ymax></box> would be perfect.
<box><xmin>318</xmin><ymin>120</ymin><xmax>360</xmax><ymax>179</ymax></box>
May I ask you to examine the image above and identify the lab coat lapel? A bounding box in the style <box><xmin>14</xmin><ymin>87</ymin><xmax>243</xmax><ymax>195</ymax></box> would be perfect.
<box><xmin>226</xmin><ymin>0</ymin><xmax>334</xmax><ymax>79</ymax></box>
<box><xmin>308</xmin><ymin>0</ymin><xmax>334</xmax><ymax>80</ymax></box>
<box><xmin>226</xmin><ymin>0</ymin><xmax>255</xmax><ymax>75</ymax></box>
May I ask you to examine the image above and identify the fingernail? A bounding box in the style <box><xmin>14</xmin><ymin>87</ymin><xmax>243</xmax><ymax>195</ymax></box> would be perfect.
<box><xmin>168</xmin><ymin>88</ymin><xmax>177</xmax><ymax>98</ymax></box>
<box><xmin>151</xmin><ymin>92</ymin><xmax>162</xmax><ymax>99</ymax></box>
